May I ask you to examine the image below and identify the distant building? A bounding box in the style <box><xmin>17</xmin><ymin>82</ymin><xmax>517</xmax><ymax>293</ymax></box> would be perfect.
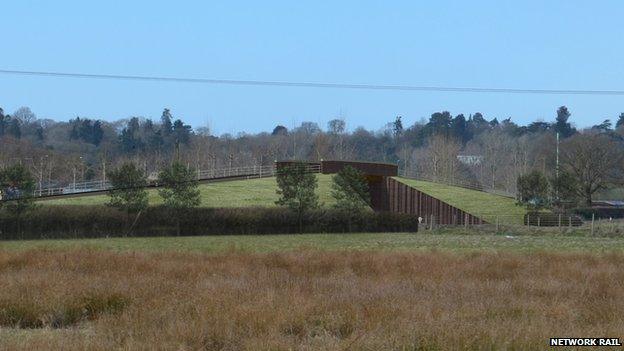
<box><xmin>457</xmin><ymin>155</ymin><xmax>483</xmax><ymax>166</ymax></box>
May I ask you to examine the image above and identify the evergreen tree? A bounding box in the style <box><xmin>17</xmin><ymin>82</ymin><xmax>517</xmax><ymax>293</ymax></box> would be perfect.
<box><xmin>393</xmin><ymin>116</ymin><xmax>403</xmax><ymax>139</ymax></box>
<box><xmin>592</xmin><ymin>119</ymin><xmax>612</xmax><ymax>132</ymax></box>
<box><xmin>0</xmin><ymin>108</ymin><xmax>7</xmax><ymax>136</ymax></box>
<box><xmin>331</xmin><ymin>166</ymin><xmax>371</xmax><ymax>231</ymax></box>
<box><xmin>158</xmin><ymin>162</ymin><xmax>201</xmax><ymax>235</ymax></box>
<box><xmin>92</xmin><ymin>120</ymin><xmax>104</xmax><ymax>146</ymax></box>
<box><xmin>516</xmin><ymin>171</ymin><xmax>550</xmax><ymax>210</ymax></box>
<box><xmin>107</xmin><ymin>162</ymin><xmax>149</xmax><ymax>215</ymax></box>
<box><xmin>120</xmin><ymin>117</ymin><xmax>144</xmax><ymax>153</ymax></box>
<box><xmin>427</xmin><ymin>111</ymin><xmax>453</xmax><ymax>136</ymax></box>
<box><xmin>272</xmin><ymin>125</ymin><xmax>288</xmax><ymax>135</ymax></box>
<box><xmin>172</xmin><ymin>119</ymin><xmax>192</xmax><ymax>144</ymax></box>
<box><xmin>616</xmin><ymin>113</ymin><xmax>624</xmax><ymax>129</ymax></box>
<box><xmin>7</xmin><ymin>118</ymin><xmax>21</xmax><ymax>138</ymax></box>
<box><xmin>0</xmin><ymin>164</ymin><xmax>37</xmax><ymax>233</ymax></box>
<box><xmin>554</xmin><ymin>106</ymin><xmax>575</xmax><ymax>138</ymax></box>
<box><xmin>275</xmin><ymin>163</ymin><xmax>319</xmax><ymax>232</ymax></box>
<box><xmin>160</xmin><ymin>108</ymin><xmax>173</xmax><ymax>137</ymax></box>
<box><xmin>451</xmin><ymin>114</ymin><xmax>468</xmax><ymax>142</ymax></box>
<box><xmin>550</xmin><ymin>170</ymin><xmax>578</xmax><ymax>208</ymax></box>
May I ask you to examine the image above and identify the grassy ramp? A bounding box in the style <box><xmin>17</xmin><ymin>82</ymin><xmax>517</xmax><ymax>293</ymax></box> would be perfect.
<box><xmin>395</xmin><ymin>177</ymin><xmax>527</xmax><ymax>225</ymax></box>
<box><xmin>41</xmin><ymin>174</ymin><xmax>336</xmax><ymax>207</ymax></box>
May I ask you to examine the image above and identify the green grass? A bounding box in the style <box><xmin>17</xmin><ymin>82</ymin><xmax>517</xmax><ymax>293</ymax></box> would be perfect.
<box><xmin>395</xmin><ymin>177</ymin><xmax>527</xmax><ymax>225</ymax></box>
<box><xmin>2</xmin><ymin>231</ymin><xmax>623</xmax><ymax>254</ymax></box>
<box><xmin>41</xmin><ymin>174</ymin><xmax>336</xmax><ymax>207</ymax></box>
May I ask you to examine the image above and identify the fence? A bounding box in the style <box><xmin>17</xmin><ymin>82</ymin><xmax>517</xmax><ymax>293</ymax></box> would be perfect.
<box><xmin>31</xmin><ymin>164</ymin><xmax>321</xmax><ymax>199</ymax></box>
<box><xmin>417</xmin><ymin>212</ymin><xmax>624</xmax><ymax>237</ymax></box>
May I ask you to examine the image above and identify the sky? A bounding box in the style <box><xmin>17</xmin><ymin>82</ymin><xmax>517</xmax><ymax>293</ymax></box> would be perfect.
<box><xmin>1</xmin><ymin>1</ymin><xmax>623</xmax><ymax>135</ymax></box>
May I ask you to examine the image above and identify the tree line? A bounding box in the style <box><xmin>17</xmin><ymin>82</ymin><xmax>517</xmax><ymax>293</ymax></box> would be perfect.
<box><xmin>1</xmin><ymin>104</ymin><xmax>624</xmax><ymax>204</ymax></box>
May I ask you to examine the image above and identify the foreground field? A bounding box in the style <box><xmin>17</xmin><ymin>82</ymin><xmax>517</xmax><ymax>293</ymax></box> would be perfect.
<box><xmin>3</xmin><ymin>231</ymin><xmax>624</xmax><ymax>253</ymax></box>
<box><xmin>1</xmin><ymin>249</ymin><xmax>623</xmax><ymax>350</ymax></box>
<box><xmin>40</xmin><ymin>174</ymin><xmax>335</xmax><ymax>207</ymax></box>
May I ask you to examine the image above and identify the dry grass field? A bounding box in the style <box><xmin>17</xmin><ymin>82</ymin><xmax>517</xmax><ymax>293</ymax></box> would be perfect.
<box><xmin>1</xmin><ymin>248</ymin><xmax>623</xmax><ymax>350</ymax></box>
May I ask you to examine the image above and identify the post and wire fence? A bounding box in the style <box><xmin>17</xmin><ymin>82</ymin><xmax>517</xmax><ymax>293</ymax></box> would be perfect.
<box><xmin>417</xmin><ymin>212</ymin><xmax>624</xmax><ymax>236</ymax></box>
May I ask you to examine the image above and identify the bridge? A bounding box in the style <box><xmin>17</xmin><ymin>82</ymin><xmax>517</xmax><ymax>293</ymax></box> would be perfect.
<box><xmin>33</xmin><ymin>164</ymin><xmax>319</xmax><ymax>200</ymax></box>
<box><xmin>13</xmin><ymin>160</ymin><xmax>486</xmax><ymax>225</ymax></box>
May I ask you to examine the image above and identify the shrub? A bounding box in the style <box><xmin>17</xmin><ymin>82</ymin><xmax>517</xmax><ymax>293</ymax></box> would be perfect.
<box><xmin>0</xmin><ymin>206</ymin><xmax>418</xmax><ymax>240</ymax></box>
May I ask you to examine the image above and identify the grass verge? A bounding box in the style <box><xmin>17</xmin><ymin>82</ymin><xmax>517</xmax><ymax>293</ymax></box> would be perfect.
<box><xmin>2</xmin><ymin>231</ymin><xmax>624</xmax><ymax>253</ymax></box>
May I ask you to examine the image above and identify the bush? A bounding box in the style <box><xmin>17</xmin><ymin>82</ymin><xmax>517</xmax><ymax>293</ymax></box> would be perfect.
<box><xmin>0</xmin><ymin>206</ymin><xmax>419</xmax><ymax>240</ymax></box>
<box><xmin>523</xmin><ymin>212</ymin><xmax>583</xmax><ymax>227</ymax></box>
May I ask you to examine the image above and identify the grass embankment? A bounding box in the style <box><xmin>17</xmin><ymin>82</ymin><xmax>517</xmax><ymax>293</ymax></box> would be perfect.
<box><xmin>395</xmin><ymin>177</ymin><xmax>527</xmax><ymax>225</ymax></box>
<box><xmin>1</xmin><ymin>249</ymin><xmax>623</xmax><ymax>350</ymax></box>
<box><xmin>3</xmin><ymin>231</ymin><xmax>624</xmax><ymax>253</ymax></box>
<box><xmin>41</xmin><ymin>174</ymin><xmax>336</xmax><ymax>207</ymax></box>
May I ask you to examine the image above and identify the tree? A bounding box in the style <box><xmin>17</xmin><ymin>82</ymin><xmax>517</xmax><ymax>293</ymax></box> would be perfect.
<box><xmin>560</xmin><ymin>133</ymin><xmax>624</xmax><ymax>206</ymax></box>
<box><xmin>272</xmin><ymin>125</ymin><xmax>288</xmax><ymax>136</ymax></box>
<box><xmin>416</xmin><ymin>134</ymin><xmax>461</xmax><ymax>182</ymax></box>
<box><xmin>6</xmin><ymin>119</ymin><xmax>21</xmax><ymax>139</ymax></box>
<box><xmin>393</xmin><ymin>116</ymin><xmax>403</xmax><ymax>139</ymax></box>
<box><xmin>0</xmin><ymin>164</ymin><xmax>37</xmax><ymax>233</ymax></box>
<box><xmin>554</xmin><ymin>106</ymin><xmax>575</xmax><ymax>138</ymax></box>
<box><xmin>158</xmin><ymin>162</ymin><xmax>201</xmax><ymax>235</ymax></box>
<box><xmin>172</xmin><ymin>119</ymin><xmax>192</xmax><ymax>144</ymax></box>
<box><xmin>427</xmin><ymin>111</ymin><xmax>453</xmax><ymax>136</ymax></box>
<box><xmin>69</xmin><ymin>117</ymin><xmax>105</xmax><ymax>145</ymax></box>
<box><xmin>616</xmin><ymin>113</ymin><xmax>624</xmax><ymax>129</ymax></box>
<box><xmin>107</xmin><ymin>162</ymin><xmax>149</xmax><ymax>218</ymax></box>
<box><xmin>0</xmin><ymin>108</ymin><xmax>6</xmax><ymax>136</ymax></box>
<box><xmin>592</xmin><ymin>119</ymin><xmax>612</xmax><ymax>132</ymax></box>
<box><xmin>451</xmin><ymin>114</ymin><xmax>469</xmax><ymax>143</ymax></box>
<box><xmin>550</xmin><ymin>170</ymin><xmax>578</xmax><ymax>208</ymax></box>
<box><xmin>12</xmin><ymin>107</ymin><xmax>36</xmax><ymax>124</ymax></box>
<box><xmin>275</xmin><ymin>163</ymin><xmax>319</xmax><ymax>232</ymax></box>
<box><xmin>160</xmin><ymin>108</ymin><xmax>173</xmax><ymax>137</ymax></box>
<box><xmin>327</xmin><ymin>119</ymin><xmax>346</xmax><ymax>134</ymax></box>
<box><xmin>516</xmin><ymin>171</ymin><xmax>550</xmax><ymax>210</ymax></box>
<box><xmin>331</xmin><ymin>166</ymin><xmax>370</xmax><ymax>231</ymax></box>
<box><xmin>120</xmin><ymin>117</ymin><xmax>144</xmax><ymax>153</ymax></box>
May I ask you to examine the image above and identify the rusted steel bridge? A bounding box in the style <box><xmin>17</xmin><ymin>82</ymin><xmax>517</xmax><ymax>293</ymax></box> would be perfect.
<box><xmin>277</xmin><ymin>160</ymin><xmax>485</xmax><ymax>225</ymax></box>
<box><xmin>19</xmin><ymin>160</ymin><xmax>485</xmax><ymax>224</ymax></box>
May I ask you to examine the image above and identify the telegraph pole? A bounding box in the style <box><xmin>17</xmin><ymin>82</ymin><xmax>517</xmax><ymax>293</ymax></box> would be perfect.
<box><xmin>556</xmin><ymin>132</ymin><xmax>560</xmax><ymax>178</ymax></box>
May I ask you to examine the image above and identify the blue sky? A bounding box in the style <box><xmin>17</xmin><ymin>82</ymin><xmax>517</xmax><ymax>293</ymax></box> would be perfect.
<box><xmin>1</xmin><ymin>1</ymin><xmax>623</xmax><ymax>134</ymax></box>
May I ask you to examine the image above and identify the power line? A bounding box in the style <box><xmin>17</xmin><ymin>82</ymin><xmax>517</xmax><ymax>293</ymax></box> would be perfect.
<box><xmin>1</xmin><ymin>69</ymin><xmax>624</xmax><ymax>96</ymax></box>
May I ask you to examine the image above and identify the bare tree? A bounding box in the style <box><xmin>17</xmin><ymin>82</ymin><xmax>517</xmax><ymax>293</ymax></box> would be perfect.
<box><xmin>560</xmin><ymin>133</ymin><xmax>624</xmax><ymax>206</ymax></box>
<box><xmin>416</xmin><ymin>134</ymin><xmax>461</xmax><ymax>182</ymax></box>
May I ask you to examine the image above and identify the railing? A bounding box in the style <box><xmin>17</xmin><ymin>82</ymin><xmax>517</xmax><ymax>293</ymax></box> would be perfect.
<box><xmin>33</xmin><ymin>163</ymin><xmax>322</xmax><ymax>199</ymax></box>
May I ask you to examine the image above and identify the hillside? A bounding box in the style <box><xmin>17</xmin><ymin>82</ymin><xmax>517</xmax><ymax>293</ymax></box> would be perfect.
<box><xmin>42</xmin><ymin>174</ymin><xmax>336</xmax><ymax>207</ymax></box>
<box><xmin>395</xmin><ymin>177</ymin><xmax>527</xmax><ymax>225</ymax></box>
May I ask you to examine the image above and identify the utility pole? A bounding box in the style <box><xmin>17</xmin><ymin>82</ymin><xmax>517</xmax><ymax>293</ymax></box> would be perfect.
<box><xmin>175</xmin><ymin>139</ymin><xmax>180</xmax><ymax>163</ymax></box>
<box><xmin>555</xmin><ymin>132</ymin><xmax>560</xmax><ymax>202</ymax></box>
<box><xmin>556</xmin><ymin>132</ymin><xmax>560</xmax><ymax>178</ymax></box>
